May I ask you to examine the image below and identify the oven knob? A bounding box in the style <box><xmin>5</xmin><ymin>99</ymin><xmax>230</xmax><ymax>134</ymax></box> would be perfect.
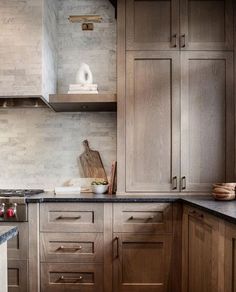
<box><xmin>6</xmin><ymin>203</ymin><xmax>17</xmax><ymax>218</ymax></box>
<box><xmin>0</xmin><ymin>203</ymin><xmax>5</xmax><ymax>217</ymax></box>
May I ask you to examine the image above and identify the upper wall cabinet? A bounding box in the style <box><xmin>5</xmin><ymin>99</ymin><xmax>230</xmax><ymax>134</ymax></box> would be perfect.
<box><xmin>126</xmin><ymin>0</ymin><xmax>233</xmax><ymax>51</ymax></box>
<box><xmin>180</xmin><ymin>0</ymin><xmax>234</xmax><ymax>50</ymax></box>
<box><xmin>181</xmin><ymin>51</ymin><xmax>235</xmax><ymax>192</ymax></box>
<box><xmin>126</xmin><ymin>0</ymin><xmax>180</xmax><ymax>50</ymax></box>
<box><xmin>126</xmin><ymin>51</ymin><xmax>180</xmax><ymax>192</ymax></box>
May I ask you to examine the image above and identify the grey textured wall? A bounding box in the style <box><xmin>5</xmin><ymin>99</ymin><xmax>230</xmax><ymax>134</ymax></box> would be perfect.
<box><xmin>57</xmin><ymin>0</ymin><xmax>116</xmax><ymax>93</ymax></box>
<box><xmin>42</xmin><ymin>0</ymin><xmax>58</xmax><ymax>100</ymax></box>
<box><xmin>0</xmin><ymin>0</ymin><xmax>43</xmax><ymax>96</ymax></box>
<box><xmin>0</xmin><ymin>0</ymin><xmax>117</xmax><ymax>189</ymax></box>
<box><xmin>0</xmin><ymin>109</ymin><xmax>116</xmax><ymax>189</ymax></box>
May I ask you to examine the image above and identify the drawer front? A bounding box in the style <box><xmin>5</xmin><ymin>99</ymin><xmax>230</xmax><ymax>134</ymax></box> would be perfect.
<box><xmin>40</xmin><ymin>203</ymin><xmax>104</xmax><ymax>232</ymax></box>
<box><xmin>40</xmin><ymin>233</ymin><xmax>104</xmax><ymax>263</ymax></box>
<box><xmin>1</xmin><ymin>222</ymin><xmax>28</xmax><ymax>259</ymax></box>
<box><xmin>113</xmin><ymin>203</ymin><xmax>173</xmax><ymax>233</ymax></box>
<box><xmin>41</xmin><ymin>263</ymin><xmax>103</xmax><ymax>292</ymax></box>
<box><xmin>8</xmin><ymin>260</ymin><xmax>28</xmax><ymax>292</ymax></box>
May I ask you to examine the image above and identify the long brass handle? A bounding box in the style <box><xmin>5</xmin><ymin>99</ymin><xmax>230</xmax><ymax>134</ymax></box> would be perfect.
<box><xmin>114</xmin><ymin>236</ymin><xmax>119</xmax><ymax>259</ymax></box>
<box><xmin>172</xmin><ymin>34</ymin><xmax>177</xmax><ymax>48</ymax></box>
<box><xmin>57</xmin><ymin>245</ymin><xmax>82</xmax><ymax>252</ymax></box>
<box><xmin>172</xmin><ymin>176</ymin><xmax>177</xmax><ymax>190</ymax></box>
<box><xmin>58</xmin><ymin>275</ymin><xmax>83</xmax><ymax>283</ymax></box>
<box><xmin>128</xmin><ymin>216</ymin><xmax>154</xmax><ymax>221</ymax></box>
<box><xmin>56</xmin><ymin>216</ymin><xmax>81</xmax><ymax>220</ymax></box>
<box><xmin>181</xmin><ymin>34</ymin><xmax>186</xmax><ymax>48</ymax></box>
<box><xmin>181</xmin><ymin>176</ymin><xmax>186</xmax><ymax>190</ymax></box>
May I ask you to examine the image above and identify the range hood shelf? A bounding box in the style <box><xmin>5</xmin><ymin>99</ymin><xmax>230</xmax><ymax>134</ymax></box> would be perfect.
<box><xmin>49</xmin><ymin>93</ymin><xmax>117</xmax><ymax>112</ymax></box>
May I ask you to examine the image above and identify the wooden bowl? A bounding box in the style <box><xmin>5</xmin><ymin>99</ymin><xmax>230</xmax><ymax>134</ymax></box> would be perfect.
<box><xmin>212</xmin><ymin>183</ymin><xmax>236</xmax><ymax>201</ymax></box>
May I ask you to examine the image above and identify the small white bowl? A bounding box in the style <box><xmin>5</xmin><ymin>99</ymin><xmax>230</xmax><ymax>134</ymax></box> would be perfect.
<box><xmin>91</xmin><ymin>184</ymin><xmax>109</xmax><ymax>194</ymax></box>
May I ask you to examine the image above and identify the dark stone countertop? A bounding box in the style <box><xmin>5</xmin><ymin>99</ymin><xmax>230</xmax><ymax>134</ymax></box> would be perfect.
<box><xmin>0</xmin><ymin>226</ymin><xmax>18</xmax><ymax>245</ymax></box>
<box><xmin>26</xmin><ymin>192</ymin><xmax>236</xmax><ymax>225</ymax></box>
<box><xmin>26</xmin><ymin>193</ymin><xmax>180</xmax><ymax>203</ymax></box>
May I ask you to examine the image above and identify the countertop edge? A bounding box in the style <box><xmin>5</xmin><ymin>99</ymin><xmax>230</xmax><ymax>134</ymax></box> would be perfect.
<box><xmin>0</xmin><ymin>226</ymin><xmax>18</xmax><ymax>245</ymax></box>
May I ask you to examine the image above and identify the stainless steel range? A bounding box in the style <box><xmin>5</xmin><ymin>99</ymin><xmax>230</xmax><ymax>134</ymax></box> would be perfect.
<box><xmin>0</xmin><ymin>189</ymin><xmax>43</xmax><ymax>221</ymax></box>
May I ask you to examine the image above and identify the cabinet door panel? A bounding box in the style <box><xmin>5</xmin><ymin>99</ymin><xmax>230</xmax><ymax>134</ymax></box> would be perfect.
<box><xmin>225</xmin><ymin>223</ymin><xmax>236</xmax><ymax>292</ymax></box>
<box><xmin>113</xmin><ymin>233</ymin><xmax>172</xmax><ymax>292</ymax></box>
<box><xmin>180</xmin><ymin>0</ymin><xmax>233</xmax><ymax>50</ymax></box>
<box><xmin>181</xmin><ymin>52</ymin><xmax>234</xmax><ymax>192</ymax></box>
<box><xmin>182</xmin><ymin>207</ymin><xmax>223</xmax><ymax>292</ymax></box>
<box><xmin>126</xmin><ymin>0</ymin><xmax>179</xmax><ymax>50</ymax></box>
<box><xmin>126</xmin><ymin>51</ymin><xmax>180</xmax><ymax>192</ymax></box>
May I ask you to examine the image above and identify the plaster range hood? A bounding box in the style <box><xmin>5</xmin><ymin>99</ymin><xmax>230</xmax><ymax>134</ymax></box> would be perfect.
<box><xmin>0</xmin><ymin>96</ymin><xmax>52</xmax><ymax>110</ymax></box>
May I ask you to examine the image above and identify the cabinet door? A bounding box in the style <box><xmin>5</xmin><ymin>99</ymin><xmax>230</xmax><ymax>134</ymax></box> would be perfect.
<box><xmin>126</xmin><ymin>51</ymin><xmax>180</xmax><ymax>192</ymax></box>
<box><xmin>182</xmin><ymin>207</ymin><xmax>223</xmax><ymax>292</ymax></box>
<box><xmin>126</xmin><ymin>0</ymin><xmax>180</xmax><ymax>50</ymax></box>
<box><xmin>225</xmin><ymin>223</ymin><xmax>236</xmax><ymax>292</ymax></box>
<box><xmin>181</xmin><ymin>51</ymin><xmax>234</xmax><ymax>192</ymax></box>
<box><xmin>180</xmin><ymin>0</ymin><xmax>233</xmax><ymax>50</ymax></box>
<box><xmin>113</xmin><ymin>233</ymin><xmax>172</xmax><ymax>292</ymax></box>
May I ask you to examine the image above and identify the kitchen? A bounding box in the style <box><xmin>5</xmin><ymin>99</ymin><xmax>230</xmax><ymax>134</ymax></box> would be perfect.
<box><xmin>0</xmin><ymin>0</ymin><xmax>235</xmax><ymax>291</ymax></box>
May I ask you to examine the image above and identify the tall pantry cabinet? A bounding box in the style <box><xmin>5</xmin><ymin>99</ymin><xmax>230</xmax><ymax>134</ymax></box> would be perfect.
<box><xmin>117</xmin><ymin>0</ymin><xmax>235</xmax><ymax>194</ymax></box>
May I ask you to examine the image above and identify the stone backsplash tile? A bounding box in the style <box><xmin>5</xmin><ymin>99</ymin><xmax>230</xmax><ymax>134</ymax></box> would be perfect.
<box><xmin>0</xmin><ymin>108</ymin><xmax>116</xmax><ymax>189</ymax></box>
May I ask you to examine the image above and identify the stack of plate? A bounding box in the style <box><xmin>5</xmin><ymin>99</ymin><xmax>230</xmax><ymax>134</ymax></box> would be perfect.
<box><xmin>212</xmin><ymin>183</ymin><xmax>236</xmax><ymax>201</ymax></box>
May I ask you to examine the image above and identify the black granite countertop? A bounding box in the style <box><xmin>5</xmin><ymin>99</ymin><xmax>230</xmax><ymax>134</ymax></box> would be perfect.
<box><xmin>0</xmin><ymin>226</ymin><xmax>17</xmax><ymax>245</ymax></box>
<box><xmin>26</xmin><ymin>192</ymin><xmax>236</xmax><ymax>225</ymax></box>
<box><xmin>26</xmin><ymin>193</ymin><xmax>180</xmax><ymax>203</ymax></box>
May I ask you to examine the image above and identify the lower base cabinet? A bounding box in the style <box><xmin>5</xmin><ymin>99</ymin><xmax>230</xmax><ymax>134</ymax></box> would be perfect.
<box><xmin>113</xmin><ymin>233</ymin><xmax>172</xmax><ymax>292</ymax></box>
<box><xmin>224</xmin><ymin>222</ymin><xmax>236</xmax><ymax>292</ymax></box>
<box><xmin>182</xmin><ymin>206</ymin><xmax>225</xmax><ymax>292</ymax></box>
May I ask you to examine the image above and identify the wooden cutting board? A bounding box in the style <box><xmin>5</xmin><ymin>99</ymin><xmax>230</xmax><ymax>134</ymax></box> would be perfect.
<box><xmin>79</xmin><ymin>140</ymin><xmax>107</xmax><ymax>180</ymax></box>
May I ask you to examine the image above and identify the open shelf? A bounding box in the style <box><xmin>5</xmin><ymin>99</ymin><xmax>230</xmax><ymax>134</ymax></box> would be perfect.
<box><xmin>49</xmin><ymin>93</ymin><xmax>117</xmax><ymax>112</ymax></box>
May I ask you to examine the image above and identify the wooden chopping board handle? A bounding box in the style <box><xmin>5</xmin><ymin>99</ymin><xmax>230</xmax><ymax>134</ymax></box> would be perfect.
<box><xmin>83</xmin><ymin>140</ymin><xmax>90</xmax><ymax>152</ymax></box>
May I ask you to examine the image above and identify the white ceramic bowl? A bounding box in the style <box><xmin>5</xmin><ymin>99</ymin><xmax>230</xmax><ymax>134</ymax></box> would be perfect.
<box><xmin>91</xmin><ymin>184</ymin><xmax>109</xmax><ymax>194</ymax></box>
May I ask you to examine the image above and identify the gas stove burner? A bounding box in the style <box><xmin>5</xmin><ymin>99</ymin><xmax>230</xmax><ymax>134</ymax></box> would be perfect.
<box><xmin>0</xmin><ymin>189</ymin><xmax>44</xmax><ymax>197</ymax></box>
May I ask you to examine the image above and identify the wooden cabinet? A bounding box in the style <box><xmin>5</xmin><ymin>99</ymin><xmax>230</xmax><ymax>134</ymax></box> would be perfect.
<box><xmin>126</xmin><ymin>0</ymin><xmax>180</xmax><ymax>50</ymax></box>
<box><xmin>117</xmin><ymin>0</ymin><xmax>235</xmax><ymax>194</ymax></box>
<box><xmin>181</xmin><ymin>51</ymin><xmax>234</xmax><ymax>192</ymax></box>
<box><xmin>113</xmin><ymin>233</ymin><xmax>172</xmax><ymax>292</ymax></box>
<box><xmin>40</xmin><ymin>203</ymin><xmax>105</xmax><ymax>292</ymax></box>
<box><xmin>224</xmin><ymin>222</ymin><xmax>236</xmax><ymax>292</ymax></box>
<box><xmin>113</xmin><ymin>203</ymin><xmax>181</xmax><ymax>292</ymax></box>
<box><xmin>182</xmin><ymin>206</ymin><xmax>224</xmax><ymax>292</ymax></box>
<box><xmin>126</xmin><ymin>51</ymin><xmax>180</xmax><ymax>192</ymax></box>
<box><xmin>180</xmin><ymin>0</ymin><xmax>233</xmax><ymax>50</ymax></box>
<box><xmin>125</xmin><ymin>0</ymin><xmax>233</xmax><ymax>51</ymax></box>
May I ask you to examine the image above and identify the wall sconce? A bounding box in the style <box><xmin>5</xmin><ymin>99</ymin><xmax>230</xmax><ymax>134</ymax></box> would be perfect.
<box><xmin>68</xmin><ymin>15</ymin><xmax>102</xmax><ymax>31</ymax></box>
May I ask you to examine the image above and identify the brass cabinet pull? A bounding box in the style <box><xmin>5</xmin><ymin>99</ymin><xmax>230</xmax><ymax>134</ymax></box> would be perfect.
<box><xmin>114</xmin><ymin>236</ymin><xmax>119</xmax><ymax>259</ymax></box>
<box><xmin>129</xmin><ymin>215</ymin><xmax>154</xmax><ymax>221</ymax></box>
<box><xmin>57</xmin><ymin>245</ymin><xmax>82</xmax><ymax>252</ymax></box>
<box><xmin>58</xmin><ymin>275</ymin><xmax>83</xmax><ymax>283</ymax></box>
<box><xmin>172</xmin><ymin>34</ymin><xmax>177</xmax><ymax>47</ymax></box>
<box><xmin>181</xmin><ymin>34</ymin><xmax>186</xmax><ymax>48</ymax></box>
<box><xmin>56</xmin><ymin>215</ymin><xmax>81</xmax><ymax>220</ymax></box>
<box><xmin>181</xmin><ymin>176</ymin><xmax>186</xmax><ymax>190</ymax></box>
<box><xmin>172</xmin><ymin>176</ymin><xmax>177</xmax><ymax>190</ymax></box>
<box><xmin>189</xmin><ymin>210</ymin><xmax>204</xmax><ymax>220</ymax></box>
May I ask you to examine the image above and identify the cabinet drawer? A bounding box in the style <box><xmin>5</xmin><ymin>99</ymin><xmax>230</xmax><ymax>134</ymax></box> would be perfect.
<box><xmin>8</xmin><ymin>260</ymin><xmax>28</xmax><ymax>292</ymax></box>
<box><xmin>41</xmin><ymin>263</ymin><xmax>103</xmax><ymax>292</ymax></box>
<box><xmin>113</xmin><ymin>203</ymin><xmax>173</xmax><ymax>233</ymax></box>
<box><xmin>40</xmin><ymin>233</ymin><xmax>103</xmax><ymax>263</ymax></box>
<box><xmin>1</xmin><ymin>222</ymin><xmax>28</xmax><ymax>260</ymax></box>
<box><xmin>40</xmin><ymin>203</ymin><xmax>104</xmax><ymax>232</ymax></box>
